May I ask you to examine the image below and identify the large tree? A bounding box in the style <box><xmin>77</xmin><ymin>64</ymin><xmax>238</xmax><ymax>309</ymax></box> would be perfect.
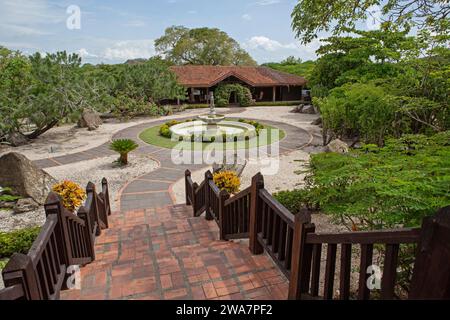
<box><xmin>155</xmin><ymin>26</ymin><xmax>256</xmax><ymax>66</ymax></box>
<box><xmin>292</xmin><ymin>0</ymin><xmax>450</xmax><ymax>44</ymax></box>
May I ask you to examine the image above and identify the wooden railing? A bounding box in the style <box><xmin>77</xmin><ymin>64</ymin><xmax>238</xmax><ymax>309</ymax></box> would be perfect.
<box><xmin>186</xmin><ymin>170</ymin><xmax>450</xmax><ymax>300</ymax></box>
<box><xmin>185</xmin><ymin>170</ymin><xmax>251</xmax><ymax>240</ymax></box>
<box><xmin>0</xmin><ymin>179</ymin><xmax>111</xmax><ymax>300</ymax></box>
<box><xmin>248</xmin><ymin>173</ymin><xmax>450</xmax><ymax>300</ymax></box>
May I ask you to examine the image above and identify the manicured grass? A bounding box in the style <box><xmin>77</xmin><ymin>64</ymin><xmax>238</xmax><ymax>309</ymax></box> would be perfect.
<box><xmin>139</xmin><ymin>121</ymin><xmax>285</xmax><ymax>151</ymax></box>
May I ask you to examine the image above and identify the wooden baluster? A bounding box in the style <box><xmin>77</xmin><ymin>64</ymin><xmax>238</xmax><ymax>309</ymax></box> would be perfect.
<box><xmin>381</xmin><ymin>244</ymin><xmax>399</xmax><ymax>300</ymax></box>
<box><xmin>185</xmin><ymin>170</ymin><xmax>191</xmax><ymax>205</ymax></box>
<box><xmin>249</xmin><ymin>173</ymin><xmax>265</xmax><ymax>254</ymax></box>
<box><xmin>205</xmin><ymin>171</ymin><xmax>213</xmax><ymax>220</ymax></box>
<box><xmin>323</xmin><ymin>244</ymin><xmax>337</xmax><ymax>300</ymax></box>
<box><xmin>2</xmin><ymin>254</ymin><xmax>42</xmax><ymax>300</ymax></box>
<box><xmin>358</xmin><ymin>244</ymin><xmax>373</xmax><ymax>300</ymax></box>
<box><xmin>339</xmin><ymin>244</ymin><xmax>352</xmax><ymax>300</ymax></box>
<box><xmin>277</xmin><ymin>220</ymin><xmax>287</xmax><ymax>262</ymax></box>
<box><xmin>267</xmin><ymin>208</ymin><xmax>274</xmax><ymax>246</ymax></box>
<box><xmin>218</xmin><ymin>190</ymin><xmax>230</xmax><ymax>240</ymax></box>
<box><xmin>78</xmin><ymin>205</ymin><xmax>95</xmax><ymax>262</ymax></box>
<box><xmin>288</xmin><ymin>210</ymin><xmax>314</xmax><ymax>300</ymax></box>
<box><xmin>284</xmin><ymin>226</ymin><xmax>294</xmax><ymax>270</ymax></box>
<box><xmin>310</xmin><ymin>244</ymin><xmax>322</xmax><ymax>297</ymax></box>
<box><xmin>271</xmin><ymin>214</ymin><xmax>281</xmax><ymax>253</ymax></box>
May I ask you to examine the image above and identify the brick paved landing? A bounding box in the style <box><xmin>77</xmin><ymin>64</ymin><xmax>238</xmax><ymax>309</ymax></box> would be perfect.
<box><xmin>61</xmin><ymin>205</ymin><xmax>288</xmax><ymax>300</ymax></box>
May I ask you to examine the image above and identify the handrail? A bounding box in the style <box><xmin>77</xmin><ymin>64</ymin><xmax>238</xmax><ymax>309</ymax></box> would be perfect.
<box><xmin>259</xmin><ymin>189</ymin><xmax>295</xmax><ymax>226</ymax></box>
<box><xmin>224</xmin><ymin>186</ymin><xmax>251</xmax><ymax>206</ymax></box>
<box><xmin>305</xmin><ymin>228</ymin><xmax>421</xmax><ymax>244</ymax></box>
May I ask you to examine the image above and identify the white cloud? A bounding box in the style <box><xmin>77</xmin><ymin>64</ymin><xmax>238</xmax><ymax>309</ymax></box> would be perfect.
<box><xmin>0</xmin><ymin>0</ymin><xmax>64</xmax><ymax>37</ymax></box>
<box><xmin>254</xmin><ymin>0</ymin><xmax>281</xmax><ymax>6</ymax></box>
<box><xmin>242</xmin><ymin>14</ymin><xmax>252</xmax><ymax>21</ymax></box>
<box><xmin>77</xmin><ymin>48</ymin><xmax>98</xmax><ymax>59</ymax></box>
<box><xmin>102</xmin><ymin>40</ymin><xmax>155</xmax><ymax>61</ymax></box>
<box><xmin>245</xmin><ymin>36</ymin><xmax>297</xmax><ymax>51</ymax></box>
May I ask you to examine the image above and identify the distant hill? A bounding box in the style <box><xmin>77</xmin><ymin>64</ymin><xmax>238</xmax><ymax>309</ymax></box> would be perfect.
<box><xmin>262</xmin><ymin>60</ymin><xmax>315</xmax><ymax>83</ymax></box>
<box><xmin>125</xmin><ymin>58</ymin><xmax>148</xmax><ymax>65</ymax></box>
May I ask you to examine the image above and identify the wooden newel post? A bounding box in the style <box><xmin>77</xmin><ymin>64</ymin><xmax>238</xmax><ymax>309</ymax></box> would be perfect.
<box><xmin>86</xmin><ymin>182</ymin><xmax>101</xmax><ymax>236</ymax></box>
<box><xmin>205</xmin><ymin>171</ymin><xmax>213</xmax><ymax>221</ymax></box>
<box><xmin>44</xmin><ymin>192</ymin><xmax>70</xmax><ymax>267</ymax></box>
<box><xmin>185</xmin><ymin>170</ymin><xmax>191</xmax><ymax>205</ymax></box>
<box><xmin>409</xmin><ymin>206</ymin><xmax>450</xmax><ymax>299</ymax></box>
<box><xmin>249</xmin><ymin>173</ymin><xmax>265</xmax><ymax>255</ymax></box>
<box><xmin>288</xmin><ymin>209</ymin><xmax>315</xmax><ymax>300</ymax></box>
<box><xmin>2</xmin><ymin>253</ymin><xmax>42</xmax><ymax>300</ymax></box>
<box><xmin>218</xmin><ymin>190</ymin><xmax>230</xmax><ymax>241</ymax></box>
<box><xmin>102</xmin><ymin>177</ymin><xmax>111</xmax><ymax>217</ymax></box>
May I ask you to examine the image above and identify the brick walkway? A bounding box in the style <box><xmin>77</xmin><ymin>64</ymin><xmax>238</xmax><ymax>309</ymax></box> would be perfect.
<box><xmin>61</xmin><ymin>205</ymin><xmax>288</xmax><ymax>300</ymax></box>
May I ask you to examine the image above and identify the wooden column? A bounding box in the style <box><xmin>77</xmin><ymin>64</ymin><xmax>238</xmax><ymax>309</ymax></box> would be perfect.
<box><xmin>273</xmin><ymin>86</ymin><xmax>277</xmax><ymax>102</ymax></box>
<box><xmin>288</xmin><ymin>210</ymin><xmax>314</xmax><ymax>300</ymax></box>
<box><xmin>2</xmin><ymin>254</ymin><xmax>42</xmax><ymax>300</ymax></box>
<box><xmin>205</xmin><ymin>171</ymin><xmax>213</xmax><ymax>221</ymax></box>
<box><xmin>249</xmin><ymin>173</ymin><xmax>265</xmax><ymax>254</ymax></box>
<box><xmin>409</xmin><ymin>206</ymin><xmax>450</xmax><ymax>299</ymax></box>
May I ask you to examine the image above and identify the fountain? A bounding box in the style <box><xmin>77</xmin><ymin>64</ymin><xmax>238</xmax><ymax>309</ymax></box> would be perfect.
<box><xmin>169</xmin><ymin>92</ymin><xmax>257</xmax><ymax>142</ymax></box>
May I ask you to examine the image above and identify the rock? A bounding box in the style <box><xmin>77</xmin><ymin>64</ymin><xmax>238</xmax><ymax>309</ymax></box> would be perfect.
<box><xmin>291</xmin><ymin>104</ymin><xmax>304</xmax><ymax>113</ymax></box>
<box><xmin>301</xmin><ymin>105</ymin><xmax>316</xmax><ymax>114</ymax></box>
<box><xmin>13</xmin><ymin>198</ymin><xmax>39</xmax><ymax>214</ymax></box>
<box><xmin>78</xmin><ymin>109</ymin><xmax>103</xmax><ymax>131</ymax></box>
<box><xmin>0</xmin><ymin>152</ymin><xmax>56</xmax><ymax>205</ymax></box>
<box><xmin>7</xmin><ymin>132</ymin><xmax>29</xmax><ymax>147</ymax></box>
<box><xmin>326</xmin><ymin>139</ymin><xmax>350</xmax><ymax>154</ymax></box>
<box><xmin>311</xmin><ymin>117</ymin><xmax>322</xmax><ymax>126</ymax></box>
<box><xmin>0</xmin><ymin>201</ymin><xmax>15</xmax><ymax>209</ymax></box>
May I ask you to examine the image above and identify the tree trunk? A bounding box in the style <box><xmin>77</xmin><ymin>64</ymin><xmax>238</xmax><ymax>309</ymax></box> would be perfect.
<box><xmin>119</xmin><ymin>153</ymin><xmax>128</xmax><ymax>165</ymax></box>
<box><xmin>25</xmin><ymin>119</ymin><xmax>59</xmax><ymax>140</ymax></box>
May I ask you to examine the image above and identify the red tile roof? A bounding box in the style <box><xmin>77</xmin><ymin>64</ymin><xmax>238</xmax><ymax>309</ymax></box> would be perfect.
<box><xmin>170</xmin><ymin>65</ymin><xmax>307</xmax><ymax>87</ymax></box>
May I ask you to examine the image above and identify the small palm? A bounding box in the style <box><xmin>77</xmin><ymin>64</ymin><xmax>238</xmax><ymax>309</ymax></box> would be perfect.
<box><xmin>110</xmin><ymin>139</ymin><xmax>139</xmax><ymax>165</ymax></box>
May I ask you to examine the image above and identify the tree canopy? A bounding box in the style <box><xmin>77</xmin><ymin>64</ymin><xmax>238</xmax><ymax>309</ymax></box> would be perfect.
<box><xmin>292</xmin><ymin>0</ymin><xmax>450</xmax><ymax>44</ymax></box>
<box><xmin>155</xmin><ymin>26</ymin><xmax>256</xmax><ymax>66</ymax></box>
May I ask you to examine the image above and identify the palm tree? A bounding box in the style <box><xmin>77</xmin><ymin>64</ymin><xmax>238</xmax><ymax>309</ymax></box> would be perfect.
<box><xmin>109</xmin><ymin>139</ymin><xmax>139</xmax><ymax>165</ymax></box>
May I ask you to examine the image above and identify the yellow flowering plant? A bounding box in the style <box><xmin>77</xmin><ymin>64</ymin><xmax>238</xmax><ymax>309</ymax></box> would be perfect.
<box><xmin>213</xmin><ymin>171</ymin><xmax>241</xmax><ymax>194</ymax></box>
<box><xmin>52</xmin><ymin>181</ymin><xmax>86</xmax><ymax>211</ymax></box>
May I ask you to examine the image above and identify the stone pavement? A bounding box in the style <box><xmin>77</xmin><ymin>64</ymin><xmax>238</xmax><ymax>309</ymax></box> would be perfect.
<box><xmin>60</xmin><ymin>204</ymin><xmax>288</xmax><ymax>300</ymax></box>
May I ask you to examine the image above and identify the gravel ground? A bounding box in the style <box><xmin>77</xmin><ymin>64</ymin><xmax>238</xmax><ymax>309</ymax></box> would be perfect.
<box><xmin>0</xmin><ymin>154</ymin><xmax>158</xmax><ymax>233</ymax></box>
<box><xmin>45</xmin><ymin>154</ymin><xmax>159</xmax><ymax>212</ymax></box>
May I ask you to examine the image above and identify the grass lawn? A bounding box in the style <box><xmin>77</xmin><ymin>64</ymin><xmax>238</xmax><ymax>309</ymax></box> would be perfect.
<box><xmin>139</xmin><ymin>121</ymin><xmax>285</xmax><ymax>150</ymax></box>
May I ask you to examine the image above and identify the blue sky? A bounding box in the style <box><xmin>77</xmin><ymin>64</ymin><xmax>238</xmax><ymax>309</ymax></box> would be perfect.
<box><xmin>0</xmin><ymin>0</ymin><xmax>329</xmax><ymax>64</ymax></box>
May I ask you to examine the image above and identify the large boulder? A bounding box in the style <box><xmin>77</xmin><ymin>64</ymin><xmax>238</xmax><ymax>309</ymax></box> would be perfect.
<box><xmin>7</xmin><ymin>132</ymin><xmax>29</xmax><ymax>147</ymax></box>
<box><xmin>291</xmin><ymin>104</ymin><xmax>304</xmax><ymax>113</ymax></box>
<box><xmin>0</xmin><ymin>152</ymin><xmax>56</xmax><ymax>205</ymax></box>
<box><xmin>326</xmin><ymin>139</ymin><xmax>350</xmax><ymax>154</ymax></box>
<box><xmin>13</xmin><ymin>198</ymin><xmax>40</xmax><ymax>214</ymax></box>
<box><xmin>78</xmin><ymin>109</ymin><xmax>103</xmax><ymax>131</ymax></box>
<box><xmin>301</xmin><ymin>104</ymin><xmax>316</xmax><ymax>114</ymax></box>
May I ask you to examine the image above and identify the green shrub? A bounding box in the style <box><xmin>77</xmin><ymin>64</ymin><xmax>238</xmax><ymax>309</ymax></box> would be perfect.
<box><xmin>109</xmin><ymin>139</ymin><xmax>139</xmax><ymax>165</ymax></box>
<box><xmin>252</xmin><ymin>101</ymin><xmax>302</xmax><ymax>107</ymax></box>
<box><xmin>301</xmin><ymin>132</ymin><xmax>450</xmax><ymax>231</ymax></box>
<box><xmin>238</xmin><ymin>119</ymin><xmax>265</xmax><ymax>135</ymax></box>
<box><xmin>0</xmin><ymin>227</ymin><xmax>41</xmax><ymax>259</ymax></box>
<box><xmin>273</xmin><ymin>189</ymin><xmax>315</xmax><ymax>214</ymax></box>
<box><xmin>215</xmin><ymin>84</ymin><xmax>254</xmax><ymax>107</ymax></box>
<box><xmin>0</xmin><ymin>187</ymin><xmax>21</xmax><ymax>202</ymax></box>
